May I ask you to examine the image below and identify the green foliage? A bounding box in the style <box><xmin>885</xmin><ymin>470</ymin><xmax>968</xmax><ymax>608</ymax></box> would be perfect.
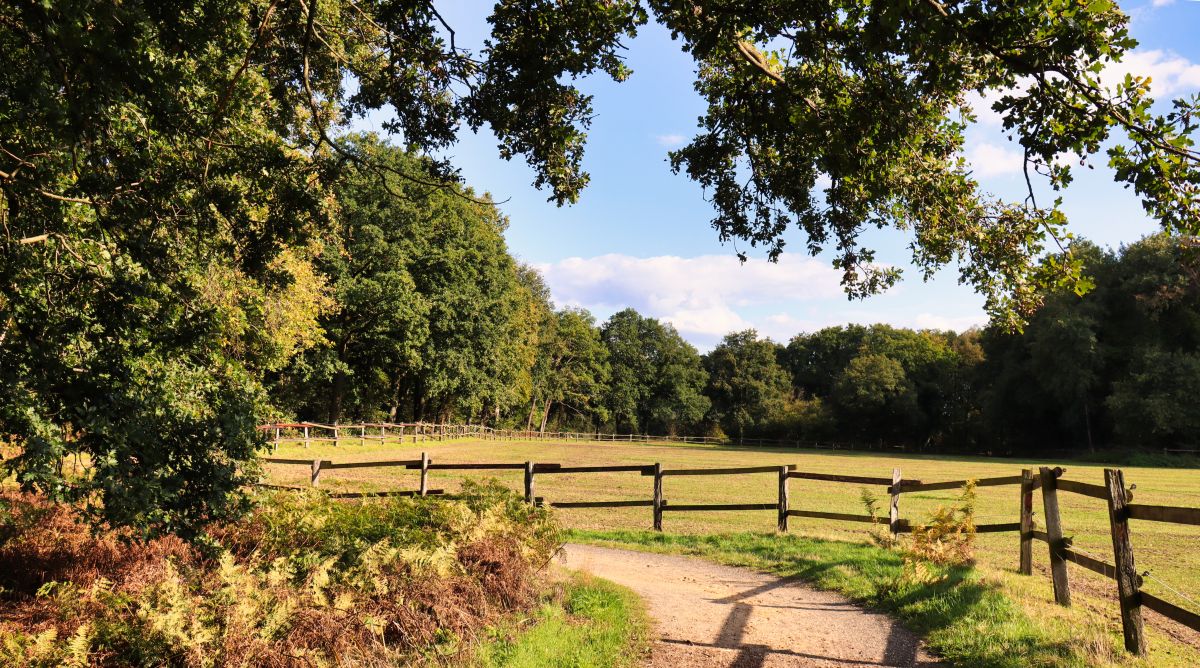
<box><xmin>656</xmin><ymin>0</ymin><xmax>1199</xmax><ymax>322</ymax></box>
<box><xmin>981</xmin><ymin>233</ymin><xmax>1200</xmax><ymax>453</ymax></box>
<box><xmin>783</xmin><ymin>325</ymin><xmax>982</xmax><ymax>447</ymax></box>
<box><xmin>527</xmin><ymin>308</ymin><xmax>612</xmax><ymax>431</ymax></box>
<box><xmin>600</xmin><ymin>308</ymin><xmax>709</xmax><ymax>434</ymax></box>
<box><xmin>273</xmin><ymin>136</ymin><xmax>537</xmax><ymax>424</ymax></box>
<box><xmin>702</xmin><ymin>330</ymin><xmax>791</xmax><ymax>437</ymax></box>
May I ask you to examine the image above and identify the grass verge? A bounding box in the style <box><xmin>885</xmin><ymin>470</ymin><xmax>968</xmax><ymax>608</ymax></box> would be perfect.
<box><xmin>473</xmin><ymin>573</ymin><xmax>648</xmax><ymax>668</ymax></box>
<box><xmin>566</xmin><ymin>529</ymin><xmax>1195</xmax><ymax>668</ymax></box>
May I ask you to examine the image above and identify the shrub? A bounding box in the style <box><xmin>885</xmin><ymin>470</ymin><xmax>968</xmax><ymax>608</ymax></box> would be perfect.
<box><xmin>0</xmin><ymin>481</ymin><xmax>560</xmax><ymax>667</ymax></box>
<box><xmin>905</xmin><ymin>481</ymin><xmax>977</xmax><ymax>566</ymax></box>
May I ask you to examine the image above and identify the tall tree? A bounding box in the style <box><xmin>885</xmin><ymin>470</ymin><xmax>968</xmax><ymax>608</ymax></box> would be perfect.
<box><xmin>528</xmin><ymin>308</ymin><xmax>611</xmax><ymax>432</ymax></box>
<box><xmin>703</xmin><ymin>330</ymin><xmax>791</xmax><ymax>438</ymax></box>
<box><xmin>601</xmin><ymin>308</ymin><xmax>709</xmax><ymax>434</ymax></box>
<box><xmin>274</xmin><ymin>137</ymin><xmax>536</xmax><ymax>425</ymax></box>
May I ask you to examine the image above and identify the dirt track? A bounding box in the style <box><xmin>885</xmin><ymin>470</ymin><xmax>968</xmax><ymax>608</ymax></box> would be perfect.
<box><xmin>559</xmin><ymin>544</ymin><xmax>943</xmax><ymax>668</ymax></box>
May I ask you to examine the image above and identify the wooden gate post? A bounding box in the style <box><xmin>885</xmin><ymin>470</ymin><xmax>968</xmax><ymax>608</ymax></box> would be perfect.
<box><xmin>524</xmin><ymin>461</ymin><xmax>535</xmax><ymax>504</ymax></box>
<box><xmin>889</xmin><ymin>467</ymin><xmax>902</xmax><ymax>535</ymax></box>
<box><xmin>310</xmin><ymin>458</ymin><xmax>322</xmax><ymax>487</ymax></box>
<box><xmin>778</xmin><ymin>465</ymin><xmax>790</xmax><ymax>532</ymax></box>
<box><xmin>419</xmin><ymin>452</ymin><xmax>429</xmax><ymax>496</ymax></box>
<box><xmin>652</xmin><ymin>463</ymin><xmax>664</xmax><ymax>531</ymax></box>
<box><xmin>1039</xmin><ymin>466</ymin><xmax>1071</xmax><ymax>606</ymax></box>
<box><xmin>1105</xmin><ymin>468</ymin><xmax>1146</xmax><ymax>656</ymax></box>
<box><xmin>1020</xmin><ymin>468</ymin><xmax>1035</xmax><ymax>575</ymax></box>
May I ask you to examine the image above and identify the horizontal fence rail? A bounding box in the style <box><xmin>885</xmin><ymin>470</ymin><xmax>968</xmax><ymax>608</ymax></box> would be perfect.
<box><xmin>257</xmin><ymin>452</ymin><xmax>1200</xmax><ymax>655</ymax></box>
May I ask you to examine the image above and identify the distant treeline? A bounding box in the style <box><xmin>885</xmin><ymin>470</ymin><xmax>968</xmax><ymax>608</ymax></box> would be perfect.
<box><xmin>270</xmin><ymin>140</ymin><xmax>1200</xmax><ymax>455</ymax></box>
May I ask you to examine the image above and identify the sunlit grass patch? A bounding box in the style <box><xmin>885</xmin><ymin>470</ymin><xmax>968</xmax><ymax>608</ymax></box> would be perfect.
<box><xmin>474</xmin><ymin>573</ymin><xmax>648</xmax><ymax>668</ymax></box>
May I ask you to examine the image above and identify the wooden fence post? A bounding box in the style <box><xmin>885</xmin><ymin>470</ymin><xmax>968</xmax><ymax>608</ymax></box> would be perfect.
<box><xmin>1039</xmin><ymin>466</ymin><xmax>1071</xmax><ymax>606</ymax></box>
<box><xmin>360</xmin><ymin>425</ymin><xmax>365</xmax><ymax>446</ymax></box>
<box><xmin>652</xmin><ymin>463</ymin><xmax>663</xmax><ymax>531</ymax></box>
<box><xmin>524</xmin><ymin>461</ymin><xmax>535</xmax><ymax>504</ymax></box>
<box><xmin>890</xmin><ymin>467</ymin><xmax>901</xmax><ymax>535</ymax></box>
<box><xmin>1105</xmin><ymin>468</ymin><xmax>1146</xmax><ymax>656</ymax></box>
<box><xmin>419</xmin><ymin>452</ymin><xmax>429</xmax><ymax>497</ymax></box>
<box><xmin>310</xmin><ymin>458</ymin><xmax>322</xmax><ymax>487</ymax></box>
<box><xmin>778</xmin><ymin>466</ymin><xmax>789</xmax><ymax>532</ymax></box>
<box><xmin>1020</xmin><ymin>468</ymin><xmax>1035</xmax><ymax>575</ymax></box>
<box><xmin>303</xmin><ymin>425</ymin><xmax>310</xmax><ymax>448</ymax></box>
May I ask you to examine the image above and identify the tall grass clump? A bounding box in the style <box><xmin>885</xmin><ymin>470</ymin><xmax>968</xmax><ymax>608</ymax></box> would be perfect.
<box><xmin>0</xmin><ymin>480</ymin><xmax>560</xmax><ymax>667</ymax></box>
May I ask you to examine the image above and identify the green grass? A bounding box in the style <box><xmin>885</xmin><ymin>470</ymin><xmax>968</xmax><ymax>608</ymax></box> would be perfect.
<box><xmin>474</xmin><ymin>574</ymin><xmax>648</xmax><ymax>668</ymax></box>
<box><xmin>565</xmin><ymin>529</ymin><xmax>1198</xmax><ymax>668</ymax></box>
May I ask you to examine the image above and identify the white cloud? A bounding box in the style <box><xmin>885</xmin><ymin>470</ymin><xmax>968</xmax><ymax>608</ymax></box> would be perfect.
<box><xmin>536</xmin><ymin>253</ymin><xmax>844</xmax><ymax>340</ymax></box>
<box><xmin>963</xmin><ymin>49</ymin><xmax>1200</xmax><ymax>130</ymax></box>
<box><xmin>1102</xmin><ymin>49</ymin><xmax>1200</xmax><ymax>99</ymax></box>
<box><xmin>962</xmin><ymin>88</ymin><xmax>1009</xmax><ymax>127</ymax></box>
<box><xmin>1152</xmin><ymin>0</ymin><xmax>1175</xmax><ymax>8</ymax></box>
<box><xmin>655</xmin><ymin>134</ymin><xmax>687</xmax><ymax>148</ymax></box>
<box><xmin>965</xmin><ymin>141</ymin><xmax>1024</xmax><ymax>177</ymax></box>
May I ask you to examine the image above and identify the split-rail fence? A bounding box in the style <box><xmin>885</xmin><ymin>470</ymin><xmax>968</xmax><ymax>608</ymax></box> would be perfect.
<box><xmin>260</xmin><ymin>450</ymin><xmax>1200</xmax><ymax>657</ymax></box>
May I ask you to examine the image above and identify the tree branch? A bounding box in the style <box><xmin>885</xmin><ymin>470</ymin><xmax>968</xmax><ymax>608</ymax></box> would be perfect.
<box><xmin>735</xmin><ymin>41</ymin><xmax>820</xmax><ymax>115</ymax></box>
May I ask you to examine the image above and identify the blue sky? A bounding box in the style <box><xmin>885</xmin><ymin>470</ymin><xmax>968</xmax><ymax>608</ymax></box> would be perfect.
<box><xmin>357</xmin><ymin>1</ymin><xmax>1200</xmax><ymax>350</ymax></box>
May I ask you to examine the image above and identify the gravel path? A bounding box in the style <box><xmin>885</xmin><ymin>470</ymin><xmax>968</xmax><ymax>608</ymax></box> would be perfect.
<box><xmin>559</xmin><ymin>544</ymin><xmax>943</xmax><ymax>668</ymax></box>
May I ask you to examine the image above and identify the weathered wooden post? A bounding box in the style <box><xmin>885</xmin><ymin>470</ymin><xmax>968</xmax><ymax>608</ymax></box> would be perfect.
<box><xmin>360</xmin><ymin>425</ymin><xmax>365</xmax><ymax>446</ymax></box>
<box><xmin>303</xmin><ymin>425</ymin><xmax>310</xmax><ymax>449</ymax></box>
<box><xmin>1105</xmin><ymin>468</ymin><xmax>1146</xmax><ymax>656</ymax></box>
<box><xmin>419</xmin><ymin>452</ymin><xmax>429</xmax><ymax>496</ymax></box>
<box><xmin>332</xmin><ymin>425</ymin><xmax>339</xmax><ymax>446</ymax></box>
<box><xmin>652</xmin><ymin>463</ymin><xmax>664</xmax><ymax>531</ymax></box>
<box><xmin>524</xmin><ymin>461</ymin><xmax>535</xmax><ymax>504</ymax></box>
<box><xmin>273</xmin><ymin>426</ymin><xmax>280</xmax><ymax>450</ymax></box>
<box><xmin>1039</xmin><ymin>466</ymin><xmax>1071</xmax><ymax>606</ymax></box>
<box><xmin>778</xmin><ymin>465</ymin><xmax>790</xmax><ymax>532</ymax></box>
<box><xmin>381</xmin><ymin>424</ymin><xmax>387</xmax><ymax>443</ymax></box>
<box><xmin>310</xmin><ymin>458</ymin><xmax>322</xmax><ymax>487</ymax></box>
<box><xmin>1020</xmin><ymin>468</ymin><xmax>1035</xmax><ymax>575</ymax></box>
<box><xmin>890</xmin><ymin>467</ymin><xmax>902</xmax><ymax>536</ymax></box>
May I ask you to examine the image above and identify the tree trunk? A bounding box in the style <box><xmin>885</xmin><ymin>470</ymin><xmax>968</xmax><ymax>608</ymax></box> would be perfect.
<box><xmin>1084</xmin><ymin>402</ymin><xmax>1095</xmax><ymax>453</ymax></box>
<box><xmin>526</xmin><ymin>394</ymin><xmax>539</xmax><ymax>431</ymax></box>
<box><xmin>539</xmin><ymin>398</ymin><xmax>552</xmax><ymax>433</ymax></box>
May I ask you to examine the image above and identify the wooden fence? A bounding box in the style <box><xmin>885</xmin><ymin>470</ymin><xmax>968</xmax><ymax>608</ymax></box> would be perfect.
<box><xmin>260</xmin><ymin>454</ymin><xmax>1200</xmax><ymax>656</ymax></box>
<box><xmin>258</xmin><ymin>421</ymin><xmax>926</xmax><ymax>451</ymax></box>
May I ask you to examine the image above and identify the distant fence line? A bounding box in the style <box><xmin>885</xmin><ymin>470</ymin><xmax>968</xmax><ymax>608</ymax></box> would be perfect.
<box><xmin>257</xmin><ymin>421</ymin><xmax>915</xmax><ymax>451</ymax></box>
<box><xmin>260</xmin><ymin>452</ymin><xmax>1200</xmax><ymax>658</ymax></box>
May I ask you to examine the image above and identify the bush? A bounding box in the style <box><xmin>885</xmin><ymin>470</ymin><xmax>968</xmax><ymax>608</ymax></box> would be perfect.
<box><xmin>0</xmin><ymin>481</ymin><xmax>560</xmax><ymax>667</ymax></box>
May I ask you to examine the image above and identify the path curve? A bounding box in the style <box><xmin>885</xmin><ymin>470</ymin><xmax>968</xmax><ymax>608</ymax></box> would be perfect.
<box><xmin>559</xmin><ymin>544</ymin><xmax>942</xmax><ymax>668</ymax></box>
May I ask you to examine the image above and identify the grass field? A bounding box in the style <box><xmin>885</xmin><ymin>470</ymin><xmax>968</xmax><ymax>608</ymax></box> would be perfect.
<box><xmin>264</xmin><ymin>438</ymin><xmax>1200</xmax><ymax>662</ymax></box>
